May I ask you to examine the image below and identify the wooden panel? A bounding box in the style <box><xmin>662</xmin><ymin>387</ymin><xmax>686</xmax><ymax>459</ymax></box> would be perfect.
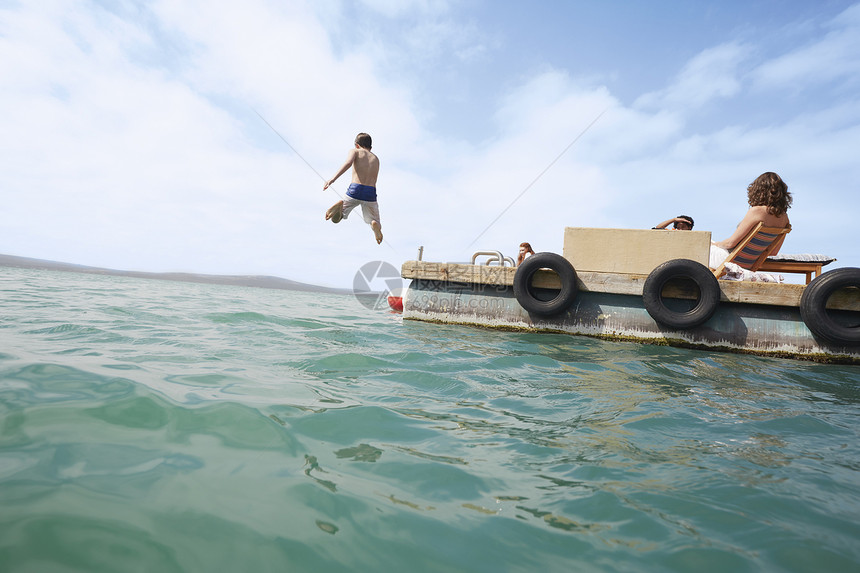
<box><xmin>562</xmin><ymin>227</ymin><xmax>711</xmax><ymax>275</ymax></box>
<box><xmin>401</xmin><ymin>261</ymin><xmax>859</xmax><ymax>310</ymax></box>
<box><xmin>716</xmin><ymin>280</ymin><xmax>803</xmax><ymax>306</ymax></box>
<box><xmin>401</xmin><ymin>261</ymin><xmax>516</xmax><ymax>286</ymax></box>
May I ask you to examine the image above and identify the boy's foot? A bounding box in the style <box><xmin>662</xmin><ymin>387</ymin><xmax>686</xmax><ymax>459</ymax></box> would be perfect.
<box><xmin>325</xmin><ymin>201</ymin><xmax>343</xmax><ymax>223</ymax></box>
<box><xmin>371</xmin><ymin>221</ymin><xmax>383</xmax><ymax>244</ymax></box>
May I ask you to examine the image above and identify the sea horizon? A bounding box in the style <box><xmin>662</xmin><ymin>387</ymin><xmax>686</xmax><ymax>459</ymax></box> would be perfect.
<box><xmin>0</xmin><ymin>252</ymin><xmax>356</xmax><ymax>294</ymax></box>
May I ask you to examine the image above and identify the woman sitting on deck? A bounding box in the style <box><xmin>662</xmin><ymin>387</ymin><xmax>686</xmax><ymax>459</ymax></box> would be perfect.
<box><xmin>709</xmin><ymin>172</ymin><xmax>792</xmax><ymax>269</ymax></box>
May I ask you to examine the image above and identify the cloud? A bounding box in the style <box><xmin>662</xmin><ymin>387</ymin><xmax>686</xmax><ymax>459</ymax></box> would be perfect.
<box><xmin>1</xmin><ymin>2</ymin><xmax>313</xmax><ymax>268</ymax></box>
<box><xmin>635</xmin><ymin>43</ymin><xmax>749</xmax><ymax>111</ymax></box>
<box><xmin>356</xmin><ymin>0</ymin><xmax>451</xmax><ymax>19</ymax></box>
<box><xmin>750</xmin><ymin>4</ymin><xmax>860</xmax><ymax>91</ymax></box>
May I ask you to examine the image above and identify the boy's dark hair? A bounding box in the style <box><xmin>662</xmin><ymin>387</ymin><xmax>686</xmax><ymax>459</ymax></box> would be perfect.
<box><xmin>355</xmin><ymin>133</ymin><xmax>372</xmax><ymax>150</ymax></box>
<box><xmin>674</xmin><ymin>215</ymin><xmax>694</xmax><ymax>229</ymax></box>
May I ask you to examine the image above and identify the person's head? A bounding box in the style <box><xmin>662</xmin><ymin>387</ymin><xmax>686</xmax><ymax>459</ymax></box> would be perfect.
<box><xmin>355</xmin><ymin>133</ymin><xmax>372</xmax><ymax>150</ymax></box>
<box><xmin>673</xmin><ymin>215</ymin><xmax>694</xmax><ymax>230</ymax></box>
<box><xmin>747</xmin><ymin>172</ymin><xmax>792</xmax><ymax>216</ymax></box>
<box><xmin>517</xmin><ymin>242</ymin><xmax>535</xmax><ymax>264</ymax></box>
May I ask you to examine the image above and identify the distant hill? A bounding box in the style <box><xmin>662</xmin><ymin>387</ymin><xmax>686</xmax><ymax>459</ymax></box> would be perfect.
<box><xmin>0</xmin><ymin>254</ymin><xmax>354</xmax><ymax>295</ymax></box>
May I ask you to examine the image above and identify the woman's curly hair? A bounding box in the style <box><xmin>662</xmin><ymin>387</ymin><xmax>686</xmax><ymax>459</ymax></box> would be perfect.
<box><xmin>747</xmin><ymin>172</ymin><xmax>792</xmax><ymax>216</ymax></box>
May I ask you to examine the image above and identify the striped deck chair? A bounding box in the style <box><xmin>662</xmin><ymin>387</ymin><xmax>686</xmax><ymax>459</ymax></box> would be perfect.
<box><xmin>712</xmin><ymin>222</ymin><xmax>791</xmax><ymax>279</ymax></box>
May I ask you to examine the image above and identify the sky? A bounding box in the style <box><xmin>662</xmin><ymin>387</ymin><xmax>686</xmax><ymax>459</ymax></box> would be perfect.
<box><xmin>1</xmin><ymin>0</ymin><xmax>859</xmax><ymax>288</ymax></box>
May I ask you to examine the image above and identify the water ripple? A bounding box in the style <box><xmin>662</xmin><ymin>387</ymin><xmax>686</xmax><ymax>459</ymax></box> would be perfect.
<box><xmin>1</xmin><ymin>267</ymin><xmax>859</xmax><ymax>571</ymax></box>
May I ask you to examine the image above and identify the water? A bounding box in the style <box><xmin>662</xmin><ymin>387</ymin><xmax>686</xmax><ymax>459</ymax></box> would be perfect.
<box><xmin>1</xmin><ymin>267</ymin><xmax>859</xmax><ymax>572</ymax></box>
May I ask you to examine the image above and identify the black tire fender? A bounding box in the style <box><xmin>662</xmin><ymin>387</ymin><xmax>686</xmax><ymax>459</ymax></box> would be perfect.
<box><xmin>800</xmin><ymin>267</ymin><xmax>860</xmax><ymax>346</ymax></box>
<box><xmin>513</xmin><ymin>253</ymin><xmax>578</xmax><ymax>316</ymax></box>
<box><xmin>643</xmin><ymin>259</ymin><xmax>720</xmax><ymax>329</ymax></box>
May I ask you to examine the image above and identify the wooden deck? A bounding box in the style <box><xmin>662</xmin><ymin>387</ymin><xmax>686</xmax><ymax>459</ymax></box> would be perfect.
<box><xmin>401</xmin><ymin>261</ymin><xmax>860</xmax><ymax>311</ymax></box>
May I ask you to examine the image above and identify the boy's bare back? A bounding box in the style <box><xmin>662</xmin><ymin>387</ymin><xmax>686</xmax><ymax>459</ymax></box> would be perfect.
<box><xmin>323</xmin><ymin>143</ymin><xmax>379</xmax><ymax>191</ymax></box>
<box><xmin>351</xmin><ymin>147</ymin><xmax>379</xmax><ymax>187</ymax></box>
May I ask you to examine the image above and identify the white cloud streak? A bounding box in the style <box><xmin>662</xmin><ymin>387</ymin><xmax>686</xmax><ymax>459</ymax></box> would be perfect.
<box><xmin>752</xmin><ymin>3</ymin><xmax>860</xmax><ymax>90</ymax></box>
<box><xmin>635</xmin><ymin>42</ymin><xmax>749</xmax><ymax>111</ymax></box>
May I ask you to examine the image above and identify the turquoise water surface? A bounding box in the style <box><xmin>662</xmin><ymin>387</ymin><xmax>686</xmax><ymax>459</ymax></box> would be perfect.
<box><xmin>1</xmin><ymin>267</ymin><xmax>859</xmax><ymax>572</ymax></box>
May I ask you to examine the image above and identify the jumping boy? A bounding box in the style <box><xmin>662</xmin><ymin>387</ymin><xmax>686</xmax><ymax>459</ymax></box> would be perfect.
<box><xmin>324</xmin><ymin>132</ymin><xmax>383</xmax><ymax>244</ymax></box>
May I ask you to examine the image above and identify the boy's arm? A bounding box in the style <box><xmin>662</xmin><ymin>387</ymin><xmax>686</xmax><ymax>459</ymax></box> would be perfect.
<box><xmin>323</xmin><ymin>149</ymin><xmax>357</xmax><ymax>190</ymax></box>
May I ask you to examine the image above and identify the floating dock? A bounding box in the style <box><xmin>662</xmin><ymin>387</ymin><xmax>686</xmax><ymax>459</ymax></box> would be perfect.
<box><xmin>400</xmin><ymin>228</ymin><xmax>860</xmax><ymax>364</ymax></box>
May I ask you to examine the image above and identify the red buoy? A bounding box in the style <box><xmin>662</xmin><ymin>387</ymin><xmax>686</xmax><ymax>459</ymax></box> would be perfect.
<box><xmin>387</xmin><ymin>288</ymin><xmax>404</xmax><ymax>312</ymax></box>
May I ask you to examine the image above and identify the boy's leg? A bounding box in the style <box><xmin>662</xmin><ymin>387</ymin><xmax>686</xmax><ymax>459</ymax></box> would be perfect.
<box><xmin>360</xmin><ymin>202</ymin><xmax>383</xmax><ymax>244</ymax></box>
<box><xmin>325</xmin><ymin>200</ymin><xmax>344</xmax><ymax>223</ymax></box>
<box><xmin>371</xmin><ymin>220</ymin><xmax>383</xmax><ymax>244</ymax></box>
